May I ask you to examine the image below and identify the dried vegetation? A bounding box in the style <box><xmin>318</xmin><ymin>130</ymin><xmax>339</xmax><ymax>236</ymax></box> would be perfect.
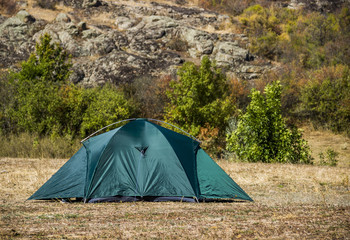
<box><xmin>0</xmin><ymin>153</ymin><xmax>349</xmax><ymax>239</ymax></box>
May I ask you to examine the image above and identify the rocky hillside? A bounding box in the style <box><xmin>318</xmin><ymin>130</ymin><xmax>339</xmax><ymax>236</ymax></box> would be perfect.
<box><xmin>0</xmin><ymin>0</ymin><xmax>273</xmax><ymax>87</ymax></box>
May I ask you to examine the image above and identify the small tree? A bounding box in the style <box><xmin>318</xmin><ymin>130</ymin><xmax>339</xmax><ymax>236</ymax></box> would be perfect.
<box><xmin>10</xmin><ymin>33</ymin><xmax>72</xmax><ymax>135</ymax></box>
<box><xmin>165</xmin><ymin>56</ymin><xmax>234</xmax><ymax>150</ymax></box>
<box><xmin>80</xmin><ymin>84</ymin><xmax>135</xmax><ymax>137</ymax></box>
<box><xmin>300</xmin><ymin>65</ymin><xmax>350</xmax><ymax>135</ymax></box>
<box><xmin>226</xmin><ymin>81</ymin><xmax>312</xmax><ymax>164</ymax></box>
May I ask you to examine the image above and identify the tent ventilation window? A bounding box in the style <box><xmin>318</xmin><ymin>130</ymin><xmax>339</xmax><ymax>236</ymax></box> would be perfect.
<box><xmin>135</xmin><ymin>146</ymin><xmax>148</xmax><ymax>156</ymax></box>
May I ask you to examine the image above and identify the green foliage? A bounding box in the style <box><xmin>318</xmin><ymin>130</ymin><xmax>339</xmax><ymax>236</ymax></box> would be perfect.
<box><xmin>2</xmin><ymin>33</ymin><xmax>136</xmax><ymax>143</ymax></box>
<box><xmin>239</xmin><ymin>5</ymin><xmax>297</xmax><ymax>59</ymax></box>
<box><xmin>226</xmin><ymin>81</ymin><xmax>312</xmax><ymax>164</ymax></box>
<box><xmin>165</xmin><ymin>56</ymin><xmax>234</xmax><ymax>138</ymax></box>
<box><xmin>319</xmin><ymin>148</ymin><xmax>339</xmax><ymax>167</ymax></box>
<box><xmin>300</xmin><ymin>65</ymin><xmax>350</xmax><ymax>135</ymax></box>
<box><xmin>9</xmin><ymin>33</ymin><xmax>72</xmax><ymax>136</ymax></box>
<box><xmin>239</xmin><ymin>5</ymin><xmax>350</xmax><ymax>68</ymax></box>
<box><xmin>0</xmin><ymin>71</ymin><xmax>16</xmax><ymax>134</ymax></box>
<box><xmin>80</xmin><ymin>84</ymin><xmax>135</xmax><ymax>137</ymax></box>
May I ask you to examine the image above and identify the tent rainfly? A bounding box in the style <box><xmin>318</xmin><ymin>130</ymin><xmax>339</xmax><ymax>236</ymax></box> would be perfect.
<box><xmin>29</xmin><ymin>119</ymin><xmax>252</xmax><ymax>203</ymax></box>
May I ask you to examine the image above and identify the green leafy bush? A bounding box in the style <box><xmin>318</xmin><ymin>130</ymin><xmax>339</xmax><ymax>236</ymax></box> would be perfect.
<box><xmin>165</xmin><ymin>56</ymin><xmax>234</xmax><ymax>137</ymax></box>
<box><xmin>226</xmin><ymin>81</ymin><xmax>312</xmax><ymax>164</ymax></box>
<box><xmin>300</xmin><ymin>65</ymin><xmax>350</xmax><ymax>135</ymax></box>
<box><xmin>80</xmin><ymin>84</ymin><xmax>135</xmax><ymax>137</ymax></box>
<box><xmin>9</xmin><ymin>33</ymin><xmax>72</xmax><ymax>136</ymax></box>
<box><xmin>0</xmin><ymin>71</ymin><xmax>16</xmax><ymax>134</ymax></box>
<box><xmin>165</xmin><ymin>56</ymin><xmax>234</xmax><ymax>154</ymax></box>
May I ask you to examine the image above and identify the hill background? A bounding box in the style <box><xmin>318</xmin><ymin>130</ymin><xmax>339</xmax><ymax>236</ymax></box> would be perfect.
<box><xmin>0</xmin><ymin>0</ymin><xmax>350</xmax><ymax>164</ymax></box>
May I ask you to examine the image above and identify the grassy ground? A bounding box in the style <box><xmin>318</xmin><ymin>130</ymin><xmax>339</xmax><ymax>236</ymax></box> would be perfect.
<box><xmin>0</xmin><ymin>128</ymin><xmax>349</xmax><ymax>239</ymax></box>
<box><xmin>0</xmin><ymin>155</ymin><xmax>349</xmax><ymax>239</ymax></box>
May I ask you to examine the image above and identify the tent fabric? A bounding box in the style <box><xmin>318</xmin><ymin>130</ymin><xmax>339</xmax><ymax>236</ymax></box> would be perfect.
<box><xmin>29</xmin><ymin>119</ymin><xmax>252</xmax><ymax>202</ymax></box>
<box><xmin>28</xmin><ymin>147</ymin><xmax>87</xmax><ymax>200</ymax></box>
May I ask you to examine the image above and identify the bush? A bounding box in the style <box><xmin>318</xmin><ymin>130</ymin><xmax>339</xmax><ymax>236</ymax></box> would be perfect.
<box><xmin>9</xmin><ymin>33</ymin><xmax>72</xmax><ymax>136</ymax></box>
<box><xmin>165</xmin><ymin>56</ymin><xmax>235</xmax><ymax>154</ymax></box>
<box><xmin>80</xmin><ymin>84</ymin><xmax>136</xmax><ymax>137</ymax></box>
<box><xmin>165</xmin><ymin>56</ymin><xmax>234</xmax><ymax>137</ymax></box>
<box><xmin>300</xmin><ymin>65</ymin><xmax>350</xmax><ymax>135</ymax></box>
<box><xmin>122</xmin><ymin>75</ymin><xmax>171</xmax><ymax>120</ymax></box>
<box><xmin>226</xmin><ymin>81</ymin><xmax>312</xmax><ymax>164</ymax></box>
<box><xmin>239</xmin><ymin>5</ymin><xmax>350</xmax><ymax>68</ymax></box>
<box><xmin>0</xmin><ymin>71</ymin><xmax>16</xmax><ymax>135</ymax></box>
<box><xmin>167</xmin><ymin>37</ymin><xmax>188</xmax><ymax>52</ymax></box>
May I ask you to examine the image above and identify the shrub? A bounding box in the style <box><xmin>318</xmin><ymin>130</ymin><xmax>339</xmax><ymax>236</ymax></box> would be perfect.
<box><xmin>226</xmin><ymin>81</ymin><xmax>312</xmax><ymax>164</ymax></box>
<box><xmin>165</xmin><ymin>56</ymin><xmax>234</xmax><ymax>137</ymax></box>
<box><xmin>80</xmin><ymin>84</ymin><xmax>136</xmax><ymax>137</ymax></box>
<box><xmin>228</xmin><ymin>77</ymin><xmax>251</xmax><ymax>111</ymax></box>
<box><xmin>165</xmin><ymin>56</ymin><xmax>234</xmax><ymax>154</ymax></box>
<box><xmin>300</xmin><ymin>65</ymin><xmax>350</xmax><ymax>135</ymax></box>
<box><xmin>167</xmin><ymin>37</ymin><xmax>188</xmax><ymax>52</ymax></box>
<box><xmin>239</xmin><ymin>5</ymin><xmax>350</xmax><ymax>68</ymax></box>
<box><xmin>123</xmin><ymin>75</ymin><xmax>171</xmax><ymax>119</ymax></box>
<box><xmin>0</xmin><ymin>71</ymin><xmax>16</xmax><ymax>135</ymax></box>
<box><xmin>9</xmin><ymin>33</ymin><xmax>72</xmax><ymax>136</ymax></box>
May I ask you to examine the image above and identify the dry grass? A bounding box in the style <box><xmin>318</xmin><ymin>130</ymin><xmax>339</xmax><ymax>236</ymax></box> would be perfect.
<box><xmin>303</xmin><ymin>126</ymin><xmax>350</xmax><ymax>168</ymax></box>
<box><xmin>0</xmin><ymin>156</ymin><xmax>349</xmax><ymax>239</ymax></box>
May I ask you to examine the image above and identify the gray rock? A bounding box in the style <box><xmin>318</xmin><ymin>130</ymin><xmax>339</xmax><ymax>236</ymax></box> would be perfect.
<box><xmin>16</xmin><ymin>10</ymin><xmax>35</xmax><ymax>23</ymax></box>
<box><xmin>55</xmin><ymin>13</ymin><xmax>71</xmax><ymax>23</ymax></box>
<box><xmin>0</xmin><ymin>2</ymin><xmax>273</xmax><ymax>86</ymax></box>
<box><xmin>82</xmin><ymin>0</ymin><xmax>101</xmax><ymax>8</ymax></box>
<box><xmin>115</xmin><ymin>17</ymin><xmax>136</xmax><ymax>30</ymax></box>
<box><xmin>82</xmin><ymin>29</ymin><xmax>100</xmax><ymax>39</ymax></box>
<box><xmin>212</xmin><ymin>41</ymin><xmax>247</xmax><ymax>67</ymax></box>
<box><xmin>181</xmin><ymin>27</ymin><xmax>214</xmax><ymax>57</ymax></box>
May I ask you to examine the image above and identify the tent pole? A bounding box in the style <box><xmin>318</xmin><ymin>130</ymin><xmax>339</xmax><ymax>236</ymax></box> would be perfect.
<box><xmin>147</xmin><ymin>118</ymin><xmax>201</xmax><ymax>143</ymax></box>
<box><xmin>81</xmin><ymin>118</ymin><xmax>202</xmax><ymax>143</ymax></box>
<box><xmin>81</xmin><ymin>118</ymin><xmax>137</xmax><ymax>142</ymax></box>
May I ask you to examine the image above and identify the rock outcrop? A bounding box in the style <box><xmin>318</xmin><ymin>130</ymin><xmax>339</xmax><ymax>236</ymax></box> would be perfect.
<box><xmin>0</xmin><ymin>0</ymin><xmax>273</xmax><ymax>87</ymax></box>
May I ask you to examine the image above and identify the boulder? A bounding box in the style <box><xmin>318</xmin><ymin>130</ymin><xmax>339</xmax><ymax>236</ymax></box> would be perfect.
<box><xmin>0</xmin><ymin>2</ymin><xmax>273</xmax><ymax>86</ymax></box>
<box><xmin>180</xmin><ymin>27</ymin><xmax>214</xmax><ymax>57</ymax></box>
<box><xmin>115</xmin><ymin>16</ymin><xmax>136</xmax><ymax>30</ymax></box>
<box><xmin>82</xmin><ymin>0</ymin><xmax>101</xmax><ymax>8</ymax></box>
<box><xmin>55</xmin><ymin>13</ymin><xmax>71</xmax><ymax>23</ymax></box>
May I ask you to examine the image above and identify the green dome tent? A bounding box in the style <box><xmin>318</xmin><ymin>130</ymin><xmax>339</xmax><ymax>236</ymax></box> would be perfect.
<box><xmin>29</xmin><ymin>119</ymin><xmax>252</xmax><ymax>202</ymax></box>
